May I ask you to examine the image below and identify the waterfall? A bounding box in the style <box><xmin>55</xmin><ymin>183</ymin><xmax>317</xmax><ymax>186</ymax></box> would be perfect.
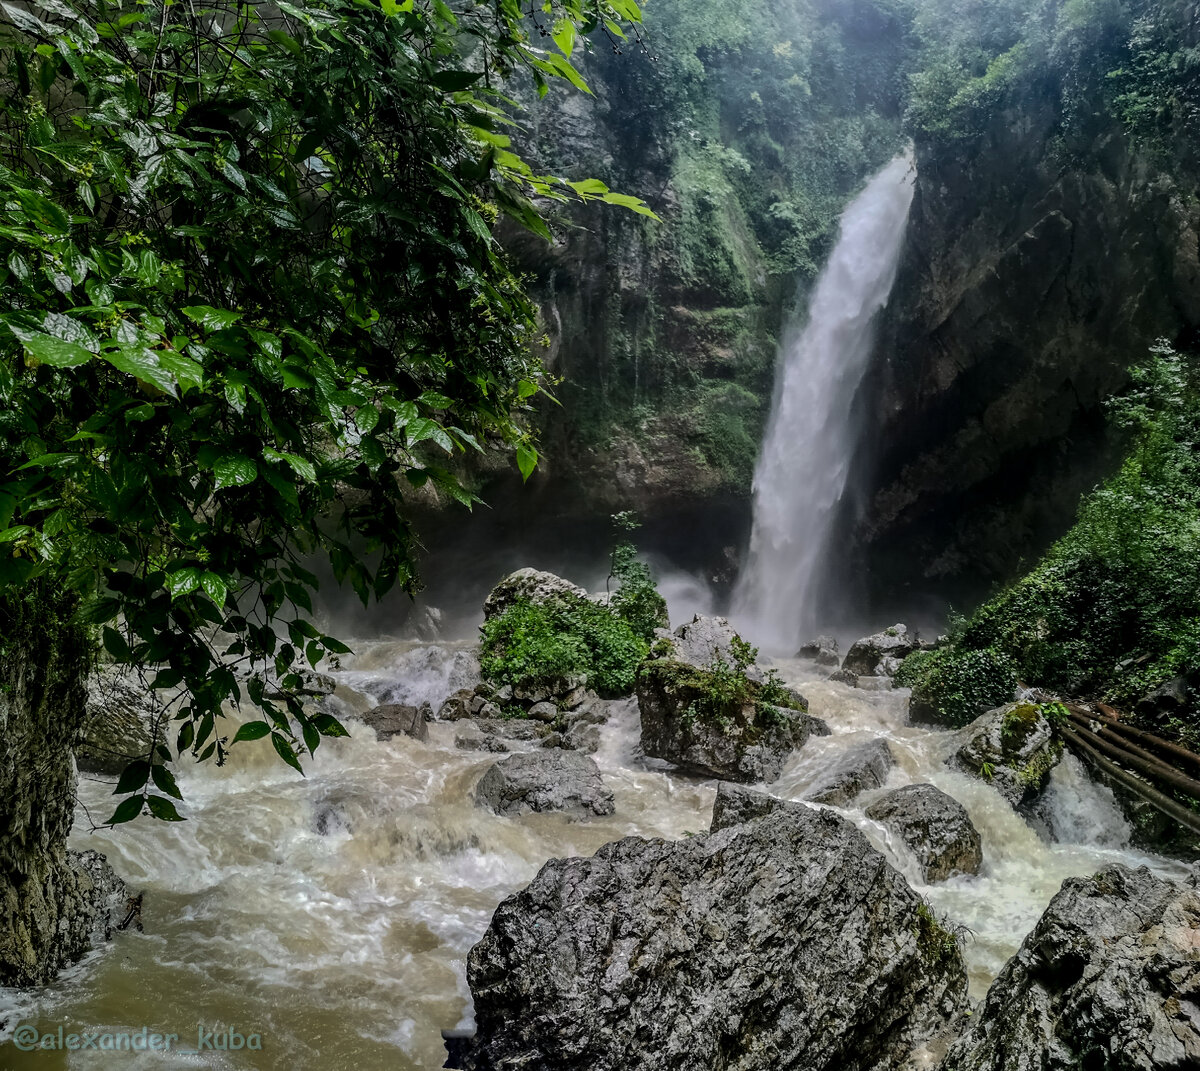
<box><xmin>733</xmin><ymin>152</ymin><xmax>915</xmax><ymax>653</ymax></box>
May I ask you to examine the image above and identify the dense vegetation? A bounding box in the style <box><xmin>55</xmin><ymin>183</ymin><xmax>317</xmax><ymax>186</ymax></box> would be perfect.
<box><xmin>898</xmin><ymin>343</ymin><xmax>1200</xmax><ymax>741</ymax></box>
<box><xmin>0</xmin><ymin>0</ymin><xmax>651</xmax><ymax>819</ymax></box>
<box><xmin>480</xmin><ymin>514</ymin><xmax>666</xmax><ymax>698</ymax></box>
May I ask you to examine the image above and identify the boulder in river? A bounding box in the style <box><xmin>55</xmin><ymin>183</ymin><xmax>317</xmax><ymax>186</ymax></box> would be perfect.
<box><xmin>361</xmin><ymin>702</ymin><xmax>427</xmax><ymax>742</ymax></box>
<box><xmin>482</xmin><ymin>568</ymin><xmax>588</xmax><ymax>621</ymax></box>
<box><xmin>803</xmin><ymin>739</ymin><xmax>894</xmax><ymax>807</ymax></box>
<box><xmin>840</xmin><ymin>624</ymin><xmax>918</xmax><ymax>677</ymax></box>
<box><xmin>709</xmin><ymin>781</ymin><xmax>806</xmax><ymax>830</ymax></box>
<box><xmin>941</xmin><ymin>863</ymin><xmax>1200</xmax><ymax>1070</ymax></box>
<box><xmin>637</xmin><ymin>660</ymin><xmax>828</xmax><ymax>783</ymax></box>
<box><xmin>797</xmin><ymin>635</ymin><xmax>840</xmax><ymax>666</ymax></box>
<box><xmin>448</xmin><ymin>803</ymin><xmax>968</xmax><ymax>1071</ymax></box>
<box><xmin>951</xmin><ymin>702</ymin><xmax>1063</xmax><ymax>812</ymax></box>
<box><xmin>865</xmin><ymin>783</ymin><xmax>983</xmax><ymax>882</ymax></box>
<box><xmin>663</xmin><ymin>614</ymin><xmax>762</xmax><ymax>679</ymax></box>
<box><xmin>473</xmin><ymin>750</ymin><xmax>615</xmax><ymax>818</ymax></box>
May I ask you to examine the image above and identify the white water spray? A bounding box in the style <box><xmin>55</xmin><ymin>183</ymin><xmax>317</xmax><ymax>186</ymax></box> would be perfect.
<box><xmin>734</xmin><ymin>152</ymin><xmax>915</xmax><ymax>653</ymax></box>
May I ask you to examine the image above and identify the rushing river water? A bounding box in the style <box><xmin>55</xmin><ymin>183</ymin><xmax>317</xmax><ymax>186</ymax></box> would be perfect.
<box><xmin>0</xmin><ymin>636</ymin><xmax>1187</xmax><ymax>1070</ymax></box>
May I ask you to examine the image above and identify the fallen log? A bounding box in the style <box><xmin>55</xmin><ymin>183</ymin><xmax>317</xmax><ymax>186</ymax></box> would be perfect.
<box><xmin>1064</xmin><ymin>702</ymin><xmax>1200</xmax><ymax>775</ymax></box>
<box><xmin>1061</xmin><ymin>722</ymin><xmax>1200</xmax><ymax>801</ymax></box>
<box><xmin>1062</xmin><ymin>729</ymin><xmax>1200</xmax><ymax>838</ymax></box>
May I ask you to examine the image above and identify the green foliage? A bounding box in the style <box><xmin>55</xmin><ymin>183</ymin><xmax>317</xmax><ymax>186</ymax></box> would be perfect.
<box><xmin>0</xmin><ymin>0</ymin><xmax>649</xmax><ymax>818</ymax></box>
<box><xmin>679</xmin><ymin>634</ymin><xmax>803</xmax><ymax>733</ymax></box>
<box><xmin>918</xmin><ymin>342</ymin><xmax>1200</xmax><ymax>739</ymax></box>
<box><xmin>895</xmin><ymin>645</ymin><xmax>1017</xmax><ymax>728</ymax></box>
<box><xmin>913</xmin><ymin>902</ymin><xmax>961</xmax><ymax>965</ymax></box>
<box><xmin>479</xmin><ymin>594</ymin><xmax>647</xmax><ymax>698</ymax></box>
<box><xmin>608</xmin><ymin>512</ymin><xmax>668</xmax><ymax>641</ymax></box>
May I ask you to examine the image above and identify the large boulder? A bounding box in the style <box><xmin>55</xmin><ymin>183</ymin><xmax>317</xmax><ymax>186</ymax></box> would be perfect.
<box><xmin>665</xmin><ymin>614</ymin><xmax>760</xmax><ymax>678</ymax></box>
<box><xmin>449</xmin><ymin>805</ymin><xmax>968</xmax><ymax>1071</ymax></box>
<box><xmin>709</xmin><ymin>782</ymin><xmax>807</xmax><ymax>831</ymax></box>
<box><xmin>951</xmin><ymin>702</ymin><xmax>1063</xmax><ymax>812</ymax></box>
<box><xmin>76</xmin><ymin>667</ymin><xmax>157</xmax><ymax>775</ymax></box>
<box><xmin>803</xmin><ymin>739</ymin><xmax>894</xmax><ymax>807</ymax></box>
<box><xmin>637</xmin><ymin>660</ymin><xmax>828</xmax><ymax>783</ymax></box>
<box><xmin>797</xmin><ymin>636</ymin><xmax>840</xmax><ymax>666</ymax></box>
<box><xmin>941</xmin><ymin>864</ymin><xmax>1200</xmax><ymax>1070</ymax></box>
<box><xmin>482</xmin><ymin>568</ymin><xmax>588</xmax><ymax>621</ymax></box>
<box><xmin>865</xmin><ymin>784</ymin><xmax>983</xmax><ymax>882</ymax></box>
<box><xmin>473</xmin><ymin>750</ymin><xmax>615</xmax><ymax>818</ymax></box>
<box><xmin>841</xmin><ymin>624</ymin><xmax>918</xmax><ymax>678</ymax></box>
<box><xmin>360</xmin><ymin>702</ymin><xmax>427</xmax><ymax>742</ymax></box>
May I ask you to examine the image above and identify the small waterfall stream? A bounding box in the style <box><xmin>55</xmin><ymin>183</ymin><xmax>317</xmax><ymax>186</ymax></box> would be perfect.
<box><xmin>733</xmin><ymin>153</ymin><xmax>915</xmax><ymax>653</ymax></box>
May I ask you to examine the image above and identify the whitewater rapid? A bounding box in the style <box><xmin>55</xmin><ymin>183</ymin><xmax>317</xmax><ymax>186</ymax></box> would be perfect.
<box><xmin>0</xmin><ymin>640</ymin><xmax>1185</xmax><ymax>1070</ymax></box>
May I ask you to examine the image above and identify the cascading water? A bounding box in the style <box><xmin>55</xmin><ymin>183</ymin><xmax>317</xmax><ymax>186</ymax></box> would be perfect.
<box><xmin>0</xmin><ymin>637</ymin><xmax>1185</xmax><ymax>1069</ymax></box>
<box><xmin>734</xmin><ymin>152</ymin><xmax>915</xmax><ymax>653</ymax></box>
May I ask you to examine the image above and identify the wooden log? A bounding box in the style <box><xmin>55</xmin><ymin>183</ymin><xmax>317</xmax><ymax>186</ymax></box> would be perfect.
<box><xmin>1061</xmin><ymin>723</ymin><xmax>1200</xmax><ymax>803</ymax></box>
<box><xmin>1065</xmin><ymin>712</ymin><xmax>1184</xmax><ymax>783</ymax></box>
<box><xmin>1068</xmin><ymin>708</ymin><xmax>1200</xmax><ymax>776</ymax></box>
<box><xmin>1064</xmin><ymin>730</ymin><xmax>1200</xmax><ymax>838</ymax></box>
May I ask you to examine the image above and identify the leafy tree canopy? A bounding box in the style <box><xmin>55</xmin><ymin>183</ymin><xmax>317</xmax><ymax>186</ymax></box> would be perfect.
<box><xmin>0</xmin><ymin>0</ymin><xmax>652</xmax><ymax>823</ymax></box>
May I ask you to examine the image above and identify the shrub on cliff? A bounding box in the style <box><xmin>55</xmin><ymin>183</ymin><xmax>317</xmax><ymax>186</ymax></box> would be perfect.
<box><xmin>898</xmin><ymin>342</ymin><xmax>1200</xmax><ymax>739</ymax></box>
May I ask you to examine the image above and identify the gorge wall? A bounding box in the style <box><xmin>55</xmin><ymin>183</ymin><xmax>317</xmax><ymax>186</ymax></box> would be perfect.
<box><xmin>842</xmin><ymin>0</ymin><xmax>1200</xmax><ymax>616</ymax></box>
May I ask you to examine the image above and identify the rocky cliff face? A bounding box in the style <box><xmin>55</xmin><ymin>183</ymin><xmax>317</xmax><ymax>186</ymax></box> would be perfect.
<box><xmin>847</xmin><ymin>78</ymin><xmax>1200</xmax><ymax>613</ymax></box>
<box><xmin>496</xmin><ymin>0</ymin><xmax>910</xmax><ymax>516</ymax></box>
<box><xmin>0</xmin><ymin>584</ymin><xmax>125</xmax><ymax>985</ymax></box>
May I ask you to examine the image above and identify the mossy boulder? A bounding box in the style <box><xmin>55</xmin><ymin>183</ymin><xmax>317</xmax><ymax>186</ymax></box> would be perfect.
<box><xmin>637</xmin><ymin>659</ymin><xmax>828</xmax><ymax>783</ymax></box>
<box><xmin>950</xmin><ymin>703</ymin><xmax>1063</xmax><ymax>813</ymax></box>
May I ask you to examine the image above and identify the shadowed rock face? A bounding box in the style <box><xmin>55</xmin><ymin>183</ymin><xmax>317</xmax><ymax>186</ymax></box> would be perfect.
<box><xmin>449</xmin><ymin>806</ymin><xmax>968</xmax><ymax>1071</ymax></box>
<box><xmin>844</xmin><ymin>100</ymin><xmax>1200</xmax><ymax>616</ymax></box>
<box><xmin>865</xmin><ymin>783</ymin><xmax>983</xmax><ymax>883</ymax></box>
<box><xmin>942</xmin><ymin>864</ymin><xmax>1200</xmax><ymax>1071</ymax></box>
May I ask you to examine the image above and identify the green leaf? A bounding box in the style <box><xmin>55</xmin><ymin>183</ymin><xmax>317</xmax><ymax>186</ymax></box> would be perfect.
<box><xmin>552</xmin><ymin>18</ymin><xmax>576</xmax><ymax>57</ymax></box>
<box><xmin>271</xmin><ymin>732</ymin><xmax>305</xmax><ymax>775</ymax></box>
<box><xmin>114</xmin><ymin>760</ymin><xmax>151</xmax><ymax>794</ymax></box>
<box><xmin>433</xmin><ymin>70</ymin><xmax>483</xmax><ymax>92</ymax></box>
<box><xmin>102</xmin><ymin>625</ymin><xmax>132</xmax><ymax>662</ymax></box>
<box><xmin>146</xmin><ymin>794</ymin><xmax>186</xmax><ymax>821</ymax></box>
<box><xmin>214</xmin><ymin>456</ymin><xmax>258</xmax><ymax>490</ymax></box>
<box><xmin>105</xmin><ymin>795</ymin><xmax>144</xmax><ymax>825</ymax></box>
<box><xmin>14</xmin><ymin>332</ymin><xmax>93</xmax><ymax>368</ymax></box>
<box><xmin>407</xmin><ymin>417</ymin><xmax>454</xmax><ymax>453</ymax></box>
<box><xmin>601</xmin><ymin>191</ymin><xmax>659</xmax><ymax>219</ymax></box>
<box><xmin>167</xmin><ymin>566</ymin><xmax>201</xmax><ymax>599</ymax></box>
<box><xmin>263</xmin><ymin>447</ymin><xmax>317</xmax><ymax>483</ymax></box>
<box><xmin>102</xmin><ymin>346</ymin><xmax>178</xmax><ymax>396</ymax></box>
<box><xmin>312</xmin><ymin>712</ymin><xmax>350</xmax><ymax>738</ymax></box>
<box><xmin>233</xmin><ymin>721</ymin><xmax>271</xmax><ymax>743</ymax></box>
<box><xmin>182</xmin><ymin>306</ymin><xmax>241</xmax><ymax>332</ymax></box>
<box><xmin>200</xmin><ymin>571</ymin><xmax>228</xmax><ymax>607</ymax></box>
<box><xmin>516</xmin><ymin>443</ymin><xmax>538</xmax><ymax>481</ymax></box>
<box><xmin>517</xmin><ymin>379</ymin><xmax>538</xmax><ymax>399</ymax></box>
<box><xmin>151</xmin><ymin>763</ymin><xmax>183</xmax><ymax>800</ymax></box>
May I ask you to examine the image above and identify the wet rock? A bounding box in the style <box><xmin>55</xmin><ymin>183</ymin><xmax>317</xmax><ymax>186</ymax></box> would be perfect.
<box><xmin>662</xmin><ymin>614</ymin><xmax>762</xmax><ymax>680</ymax></box>
<box><xmin>841</xmin><ymin>624</ymin><xmax>917</xmax><ymax>677</ymax></box>
<box><xmin>76</xmin><ymin>667</ymin><xmax>158</xmax><ymax>776</ymax></box>
<box><xmin>709</xmin><ymin>782</ymin><xmax>807</xmax><ymax>831</ymax></box>
<box><xmin>527</xmin><ymin>701</ymin><xmax>559</xmax><ymax>723</ymax></box>
<box><xmin>637</xmin><ymin>660</ymin><xmax>828</xmax><ymax>783</ymax></box>
<box><xmin>450</xmin><ymin>805</ymin><xmax>968</xmax><ymax>1071</ymax></box>
<box><xmin>473</xmin><ymin>750</ymin><xmax>615</xmax><ymax>818</ymax></box>
<box><xmin>455</xmin><ymin>732</ymin><xmax>509</xmax><ymax>754</ymax></box>
<box><xmin>438</xmin><ymin>688</ymin><xmax>478</xmax><ymax>721</ymax></box>
<box><xmin>865</xmin><ymin>784</ymin><xmax>982</xmax><ymax>882</ymax></box>
<box><xmin>1135</xmin><ymin>675</ymin><xmax>1191</xmax><ymax>724</ymax></box>
<box><xmin>803</xmin><ymin>739</ymin><xmax>894</xmax><ymax>807</ymax></box>
<box><xmin>410</xmin><ymin>604</ymin><xmax>444</xmax><ymax>641</ymax></box>
<box><xmin>797</xmin><ymin>635</ymin><xmax>841</xmax><ymax>666</ymax></box>
<box><xmin>828</xmin><ymin>667</ymin><xmax>859</xmax><ymax>686</ymax></box>
<box><xmin>483</xmin><ymin>568</ymin><xmax>588</xmax><ymax>621</ymax></box>
<box><xmin>361</xmin><ymin>702</ymin><xmax>427</xmax><ymax>742</ymax></box>
<box><xmin>472</xmin><ymin>717</ymin><xmax>549</xmax><ymax>742</ymax></box>
<box><xmin>951</xmin><ymin>702</ymin><xmax>1063</xmax><ymax>812</ymax></box>
<box><xmin>941</xmin><ymin>864</ymin><xmax>1200</xmax><ymax>1071</ymax></box>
